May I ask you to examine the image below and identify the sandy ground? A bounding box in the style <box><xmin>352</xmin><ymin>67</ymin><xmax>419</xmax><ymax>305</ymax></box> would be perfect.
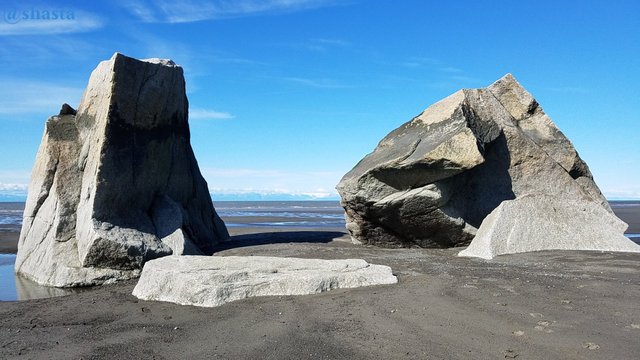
<box><xmin>0</xmin><ymin>206</ymin><xmax>638</xmax><ymax>359</ymax></box>
<box><xmin>0</xmin><ymin>230</ymin><xmax>19</xmax><ymax>254</ymax></box>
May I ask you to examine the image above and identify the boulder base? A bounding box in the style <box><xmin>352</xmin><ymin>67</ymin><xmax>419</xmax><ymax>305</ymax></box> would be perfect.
<box><xmin>132</xmin><ymin>256</ymin><xmax>398</xmax><ymax>307</ymax></box>
<box><xmin>458</xmin><ymin>195</ymin><xmax>640</xmax><ymax>259</ymax></box>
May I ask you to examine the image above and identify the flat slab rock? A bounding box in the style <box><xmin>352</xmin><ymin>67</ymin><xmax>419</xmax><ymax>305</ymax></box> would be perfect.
<box><xmin>132</xmin><ymin>256</ymin><xmax>398</xmax><ymax>307</ymax></box>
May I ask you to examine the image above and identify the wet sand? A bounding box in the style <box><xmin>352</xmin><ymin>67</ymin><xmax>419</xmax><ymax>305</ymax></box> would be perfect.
<box><xmin>0</xmin><ymin>205</ymin><xmax>638</xmax><ymax>359</ymax></box>
<box><xmin>0</xmin><ymin>229</ymin><xmax>19</xmax><ymax>254</ymax></box>
<box><xmin>611</xmin><ymin>203</ymin><xmax>640</xmax><ymax>234</ymax></box>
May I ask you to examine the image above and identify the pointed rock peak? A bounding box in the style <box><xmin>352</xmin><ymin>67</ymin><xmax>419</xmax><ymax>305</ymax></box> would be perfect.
<box><xmin>110</xmin><ymin>52</ymin><xmax>123</xmax><ymax>61</ymax></box>
<box><xmin>488</xmin><ymin>73</ymin><xmax>530</xmax><ymax>97</ymax></box>
<box><xmin>487</xmin><ymin>73</ymin><xmax>537</xmax><ymax>120</ymax></box>
<box><xmin>59</xmin><ymin>103</ymin><xmax>77</xmax><ymax>116</ymax></box>
<box><xmin>495</xmin><ymin>73</ymin><xmax>518</xmax><ymax>85</ymax></box>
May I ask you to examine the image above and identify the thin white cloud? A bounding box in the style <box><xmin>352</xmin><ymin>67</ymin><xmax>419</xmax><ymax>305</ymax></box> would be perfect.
<box><xmin>549</xmin><ymin>86</ymin><xmax>590</xmax><ymax>94</ymax></box>
<box><xmin>0</xmin><ymin>81</ymin><xmax>84</xmax><ymax>116</ymax></box>
<box><xmin>0</xmin><ymin>10</ymin><xmax>103</xmax><ymax>35</ymax></box>
<box><xmin>190</xmin><ymin>108</ymin><xmax>234</xmax><ymax>120</ymax></box>
<box><xmin>400</xmin><ymin>57</ymin><xmax>440</xmax><ymax>68</ymax></box>
<box><xmin>0</xmin><ymin>183</ymin><xmax>28</xmax><ymax>192</ymax></box>
<box><xmin>283</xmin><ymin>77</ymin><xmax>352</xmax><ymax>89</ymax></box>
<box><xmin>0</xmin><ymin>36</ymin><xmax>101</xmax><ymax>66</ymax></box>
<box><xmin>204</xmin><ymin>169</ymin><xmax>283</xmax><ymax>178</ymax></box>
<box><xmin>449</xmin><ymin>75</ymin><xmax>482</xmax><ymax>84</ymax></box>
<box><xmin>439</xmin><ymin>66</ymin><xmax>463</xmax><ymax>73</ymax></box>
<box><xmin>121</xmin><ymin>0</ymin><xmax>342</xmax><ymax>23</ymax></box>
<box><xmin>302</xmin><ymin>38</ymin><xmax>351</xmax><ymax>52</ymax></box>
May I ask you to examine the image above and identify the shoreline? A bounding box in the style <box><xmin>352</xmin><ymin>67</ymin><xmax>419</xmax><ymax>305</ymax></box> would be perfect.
<box><xmin>1</xmin><ymin>203</ymin><xmax>639</xmax><ymax>255</ymax></box>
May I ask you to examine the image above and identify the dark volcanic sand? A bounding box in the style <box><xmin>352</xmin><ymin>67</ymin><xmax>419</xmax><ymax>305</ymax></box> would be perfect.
<box><xmin>0</xmin><ymin>205</ymin><xmax>638</xmax><ymax>359</ymax></box>
<box><xmin>1</xmin><ymin>241</ymin><xmax>639</xmax><ymax>359</ymax></box>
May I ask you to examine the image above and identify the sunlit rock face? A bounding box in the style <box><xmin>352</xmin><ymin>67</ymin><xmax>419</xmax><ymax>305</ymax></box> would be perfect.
<box><xmin>16</xmin><ymin>53</ymin><xmax>229</xmax><ymax>287</ymax></box>
<box><xmin>132</xmin><ymin>256</ymin><xmax>398</xmax><ymax>308</ymax></box>
<box><xmin>337</xmin><ymin>74</ymin><xmax>619</xmax><ymax>251</ymax></box>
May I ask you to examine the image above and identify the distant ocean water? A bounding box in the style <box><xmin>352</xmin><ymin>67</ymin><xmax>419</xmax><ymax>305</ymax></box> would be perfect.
<box><xmin>0</xmin><ymin>201</ymin><xmax>346</xmax><ymax>231</ymax></box>
<box><xmin>0</xmin><ymin>202</ymin><xmax>23</xmax><ymax>231</ymax></box>
<box><xmin>1</xmin><ymin>200</ymin><xmax>638</xmax><ymax>238</ymax></box>
<box><xmin>215</xmin><ymin>201</ymin><xmax>345</xmax><ymax>228</ymax></box>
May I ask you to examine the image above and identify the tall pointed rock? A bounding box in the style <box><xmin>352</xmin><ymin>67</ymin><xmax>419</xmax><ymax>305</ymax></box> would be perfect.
<box><xmin>16</xmin><ymin>53</ymin><xmax>229</xmax><ymax>287</ymax></box>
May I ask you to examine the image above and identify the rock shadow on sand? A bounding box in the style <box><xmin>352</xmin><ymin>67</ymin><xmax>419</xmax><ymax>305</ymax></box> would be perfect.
<box><xmin>213</xmin><ymin>231</ymin><xmax>346</xmax><ymax>251</ymax></box>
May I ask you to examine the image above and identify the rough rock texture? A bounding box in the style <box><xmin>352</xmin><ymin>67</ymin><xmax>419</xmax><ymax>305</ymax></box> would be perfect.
<box><xmin>336</xmin><ymin>74</ymin><xmax>616</xmax><ymax>248</ymax></box>
<box><xmin>132</xmin><ymin>256</ymin><xmax>398</xmax><ymax>307</ymax></box>
<box><xmin>16</xmin><ymin>53</ymin><xmax>229</xmax><ymax>287</ymax></box>
<box><xmin>459</xmin><ymin>195</ymin><xmax>640</xmax><ymax>259</ymax></box>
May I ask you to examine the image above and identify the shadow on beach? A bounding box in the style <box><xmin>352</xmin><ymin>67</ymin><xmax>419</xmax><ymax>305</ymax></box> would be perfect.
<box><xmin>213</xmin><ymin>231</ymin><xmax>347</xmax><ymax>252</ymax></box>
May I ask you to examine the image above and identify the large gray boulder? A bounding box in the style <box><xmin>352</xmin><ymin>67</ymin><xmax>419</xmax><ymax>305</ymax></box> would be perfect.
<box><xmin>16</xmin><ymin>53</ymin><xmax>229</xmax><ymax>287</ymax></box>
<box><xmin>132</xmin><ymin>256</ymin><xmax>398</xmax><ymax>307</ymax></box>
<box><xmin>336</xmin><ymin>74</ymin><xmax>622</xmax><ymax>250</ymax></box>
<box><xmin>458</xmin><ymin>194</ymin><xmax>639</xmax><ymax>259</ymax></box>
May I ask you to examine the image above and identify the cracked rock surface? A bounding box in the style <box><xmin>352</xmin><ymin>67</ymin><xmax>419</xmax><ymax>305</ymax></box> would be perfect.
<box><xmin>336</xmin><ymin>74</ymin><xmax>624</xmax><ymax>251</ymax></box>
<box><xmin>16</xmin><ymin>53</ymin><xmax>229</xmax><ymax>287</ymax></box>
<box><xmin>132</xmin><ymin>255</ymin><xmax>398</xmax><ymax>307</ymax></box>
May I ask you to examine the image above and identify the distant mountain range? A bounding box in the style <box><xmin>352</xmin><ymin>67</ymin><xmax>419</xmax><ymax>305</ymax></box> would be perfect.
<box><xmin>0</xmin><ymin>189</ymin><xmax>635</xmax><ymax>203</ymax></box>
<box><xmin>0</xmin><ymin>190</ymin><xmax>339</xmax><ymax>202</ymax></box>
<box><xmin>210</xmin><ymin>191</ymin><xmax>340</xmax><ymax>201</ymax></box>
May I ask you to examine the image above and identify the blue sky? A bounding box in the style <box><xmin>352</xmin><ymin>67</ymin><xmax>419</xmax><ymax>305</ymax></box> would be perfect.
<box><xmin>0</xmin><ymin>0</ymin><xmax>638</xmax><ymax>200</ymax></box>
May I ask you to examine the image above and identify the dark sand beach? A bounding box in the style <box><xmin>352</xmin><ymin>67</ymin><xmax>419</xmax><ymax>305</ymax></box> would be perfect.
<box><xmin>0</xmin><ymin>202</ymin><xmax>639</xmax><ymax>359</ymax></box>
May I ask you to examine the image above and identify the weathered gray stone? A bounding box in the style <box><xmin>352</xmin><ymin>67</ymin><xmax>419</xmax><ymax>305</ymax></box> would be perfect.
<box><xmin>16</xmin><ymin>53</ymin><xmax>229</xmax><ymax>287</ymax></box>
<box><xmin>132</xmin><ymin>256</ymin><xmax>398</xmax><ymax>307</ymax></box>
<box><xmin>458</xmin><ymin>194</ymin><xmax>639</xmax><ymax>259</ymax></box>
<box><xmin>336</xmin><ymin>74</ymin><xmax>615</xmax><ymax>249</ymax></box>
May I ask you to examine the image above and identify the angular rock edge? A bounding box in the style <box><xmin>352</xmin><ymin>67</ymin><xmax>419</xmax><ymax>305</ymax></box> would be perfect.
<box><xmin>458</xmin><ymin>194</ymin><xmax>640</xmax><ymax>259</ymax></box>
<box><xmin>336</xmin><ymin>73</ymin><xmax>623</xmax><ymax>251</ymax></box>
<box><xmin>132</xmin><ymin>256</ymin><xmax>398</xmax><ymax>307</ymax></box>
<box><xmin>16</xmin><ymin>53</ymin><xmax>229</xmax><ymax>287</ymax></box>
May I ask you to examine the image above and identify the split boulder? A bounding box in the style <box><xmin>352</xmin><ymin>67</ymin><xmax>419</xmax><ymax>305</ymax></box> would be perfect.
<box><xmin>336</xmin><ymin>74</ymin><xmax>636</xmax><ymax>257</ymax></box>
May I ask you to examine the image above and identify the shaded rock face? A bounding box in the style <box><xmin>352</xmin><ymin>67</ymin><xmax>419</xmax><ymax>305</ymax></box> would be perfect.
<box><xmin>336</xmin><ymin>74</ymin><xmax>613</xmax><ymax>248</ymax></box>
<box><xmin>132</xmin><ymin>256</ymin><xmax>398</xmax><ymax>308</ymax></box>
<box><xmin>16</xmin><ymin>53</ymin><xmax>229</xmax><ymax>287</ymax></box>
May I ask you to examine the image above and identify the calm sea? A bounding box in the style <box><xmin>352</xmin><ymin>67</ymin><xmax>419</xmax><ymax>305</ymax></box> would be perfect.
<box><xmin>0</xmin><ymin>200</ymin><xmax>638</xmax><ymax>301</ymax></box>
